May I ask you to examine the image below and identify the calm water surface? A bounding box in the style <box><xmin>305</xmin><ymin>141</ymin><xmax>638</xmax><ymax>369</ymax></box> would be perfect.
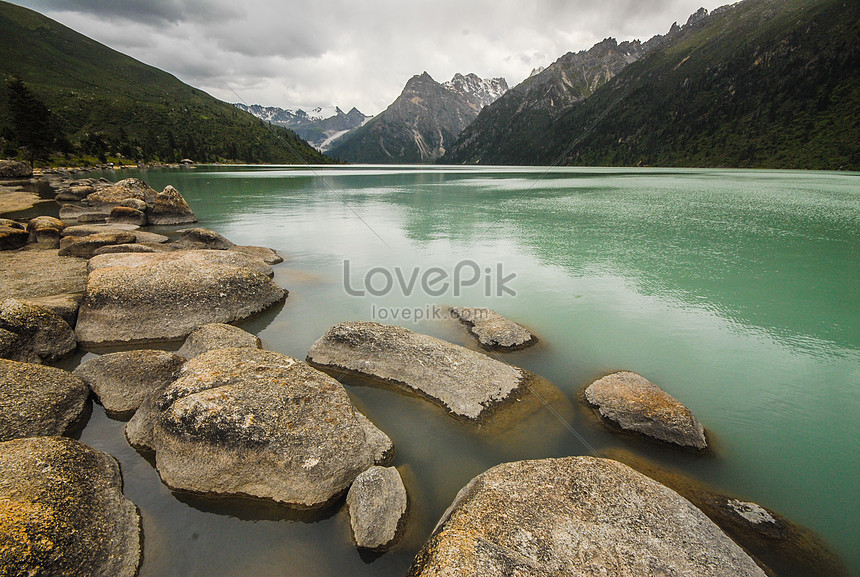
<box><xmin>76</xmin><ymin>165</ymin><xmax>859</xmax><ymax>576</ymax></box>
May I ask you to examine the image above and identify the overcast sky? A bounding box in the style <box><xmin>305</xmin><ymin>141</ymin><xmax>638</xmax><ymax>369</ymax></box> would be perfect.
<box><xmin>11</xmin><ymin>0</ymin><xmax>726</xmax><ymax>115</ymax></box>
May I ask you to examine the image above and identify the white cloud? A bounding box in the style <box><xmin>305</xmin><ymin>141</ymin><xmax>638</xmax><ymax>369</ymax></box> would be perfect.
<box><xmin>10</xmin><ymin>0</ymin><xmax>728</xmax><ymax>115</ymax></box>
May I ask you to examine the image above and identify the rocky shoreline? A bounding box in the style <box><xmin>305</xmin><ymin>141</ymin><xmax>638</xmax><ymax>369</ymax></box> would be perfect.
<box><xmin>0</xmin><ymin>166</ymin><xmax>848</xmax><ymax>576</ymax></box>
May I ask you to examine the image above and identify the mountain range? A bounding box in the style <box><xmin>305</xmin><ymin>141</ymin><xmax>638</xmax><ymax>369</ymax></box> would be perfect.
<box><xmin>0</xmin><ymin>0</ymin><xmax>329</xmax><ymax>165</ymax></box>
<box><xmin>443</xmin><ymin>0</ymin><xmax>859</xmax><ymax>169</ymax></box>
<box><xmin>328</xmin><ymin>72</ymin><xmax>508</xmax><ymax>163</ymax></box>
<box><xmin>233</xmin><ymin>103</ymin><xmax>369</xmax><ymax>151</ymax></box>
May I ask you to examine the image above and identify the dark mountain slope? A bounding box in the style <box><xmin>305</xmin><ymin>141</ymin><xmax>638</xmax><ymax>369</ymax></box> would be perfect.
<box><xmin>0</xmin><ymin>1</ymin><xmax>329</xmax><ymax>164</ymax></box>
<box><xmin>444</xmin><ymin>0</ymin><xmax>859</xmax><ymax>170</ymax></box>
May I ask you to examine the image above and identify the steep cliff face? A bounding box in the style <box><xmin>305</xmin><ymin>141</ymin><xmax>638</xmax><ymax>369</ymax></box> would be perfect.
<box><xmin>329</xmin><ymin>72</ymin><xmax>507</xmax><ymax>164</ymax></box>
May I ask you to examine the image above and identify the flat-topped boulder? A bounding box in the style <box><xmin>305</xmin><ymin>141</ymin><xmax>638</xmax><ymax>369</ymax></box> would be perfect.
<box><xmin>0</xmin><ymin>250</ymin><xmax>88</xmax><ymax>299</ymax></box>
<box><xmin>126</xmin><ymin>348</ymin><xmax>389</xmax><ymax>507</ymax></box>
<box><xmin>407</xmin><ymin>456</ymin><xmax>766</xmax><ymax>577</ymax></box>
<box><xmin>172</xmin><ymin>228</ymin><xmax>283</xmax><ymax>264</ymax></box>
<box><xmin>347</xmin><ymin>466</ymin><xmax>408</xmax><ymax>551</ymax></box>
<box><xmin>584</xmin><ymin>371</ymin><xmax>708</xmax><ymax>450</ymax></box>
<box><xmin>74</xmin><ymin>349</ymin><xmax>186</xmax><ymax>417</ymax></box>
<box><xmin>0</xmin><ymin>359</ymin><xmax>89</xmax><ymax>441</ymax></box>
<box><xmin>26</xmin><ymin>216</ymin><xmax>65</xmax><ymax>248</ymax></box>
<box><xmin>58</xmin><ymin>231</ymin><xmax>138</xmax><ymax>258</ymax></box>
<box><xmin>18</xmin><ymin>293</ymin><xmax>82</xmax><ymax>327</ymax></box>
<box><xmin>0</xmin><ymin>436</ymin><xmax>141</xmax><ymax>576</ymax></box>
<box><xmin>76</xmin><ymin>250</ymin><xmax>286</xmax><ymax>346</ymax></box>
<box><xmin>107</xmin><ymin>206</ymin><xmax>147</xmax><ymax>226</ymax></box>
<box><xmin>177</xmin><ymin>323</ymin><xmax>262</xmax><ymax>359</ymax></box>
<box><xmin>307</xmin><ymin>321</ymin><xmax>535</xmax><ymax>422</ymax></box>
<box><xmin>0</xmin><ymin>298</ymin><xmax>76</xmax><ymax>363</ymax></box>
<box><xmin>448</xmin><ymin>306</ymin><xmax>536</xmax><ymax>350</ymax></box>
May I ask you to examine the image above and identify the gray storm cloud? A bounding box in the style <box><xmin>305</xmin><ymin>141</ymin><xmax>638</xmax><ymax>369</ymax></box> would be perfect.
<box><xmin>10</xmin><ymin>0</ymin><xmax>726</xmax><ymax>114</ymax></box>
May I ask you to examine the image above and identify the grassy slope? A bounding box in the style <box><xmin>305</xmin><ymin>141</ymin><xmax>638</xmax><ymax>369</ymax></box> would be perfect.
<box><xmin>0</xmin><ymin>1</ymin><xmax>330</xmax><ymax>164</ymax></box>
<box><xmin>445</xmin><ymin>0</ymin><xmax>859</xmax><ymax>170</ymax></box>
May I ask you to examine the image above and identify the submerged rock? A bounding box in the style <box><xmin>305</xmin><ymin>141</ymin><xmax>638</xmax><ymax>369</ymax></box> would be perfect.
<box><xmin>74</xmin><ymin>349</ymin><xmax>186</xmax><ymax>417</ymax></box>
<box><xmin>177</xmin><ymin>323</ymin><xmax>262</xmax><ymax>359</ymax></box>
<box><xmin>347</xmin><ymin>466</ymin><xmax>408</xmax><ymax>550</ymax></box>
<box><xmin>448</xmin><ymin>306</ymin><xmax>536</xmax><ymax>350</ymax></box>
<box><xmin>584</xmin><ymin>371</ymin><xmax>708</xmax><ymax>450</ymax></box>
<box><xmin>307</xmin><ymin>321</ymin><xmax>534</xmax><ymax>422</ymax></box>
<box><xmin>126</xmin><ymin>348</ymin><xmax>388</xmax><ymax>507</ymax></box>
<box><xmin>0</xmin><ymin>436</ymin><xmax>141</xmax><ymax>576</ymax></box>
<box><xmin>0</xmin><ymin>359</ymin><xmax>89</xmax><ymax>441</ymax></box>
<box><xmin>75</xmin><ymin>250</ymin><xmax>286</xmax><ymax>346</ymax></box>
<box><xmin>0</xmin><ymin>298</ymin><xmax>76</xmax><ymax>363</ymax></box>
<box><xmin>407</xmin><ymin>456</ymin><xmax>766</xmax><ymax>577</ymax></box>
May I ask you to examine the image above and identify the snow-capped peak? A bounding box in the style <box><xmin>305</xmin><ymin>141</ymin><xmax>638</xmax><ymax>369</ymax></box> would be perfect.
<box><xmin>443</xmin><ymin>73</ymin><xmax>509</xmax><ymax>109</ymax></box>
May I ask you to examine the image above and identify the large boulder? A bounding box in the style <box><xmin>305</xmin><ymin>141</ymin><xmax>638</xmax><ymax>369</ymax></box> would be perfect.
<box><xmin>0</xmin><ymin>359</ymin><xmax>89</xmax><ymax>441</ymax></box>
<box><xmin>0</xmin><ymin>298</ymin><xmax>76</xmax><ymax>363</ymax></box>
<box><xmin>177</xmin><ymin>322</ymin><xmax>262</xmax><ymax>359</ymax></box>
<box><xmin>346</xmin><ymin>466</ymin><xmax>408</xmax><ymax>550</ymax></box>
<box><xmin>584</xmin><ymin>371</ymin><xmax>708</xmax><ymax>450</ymax></box>
<box><xmin>448</xmin><ymin>306</ymin><xmax>537</xmax><ymax>351</ymax></box>
<box><xmin>0</xmin><ymin>250</ymin><xmax>88</xmax><ymax>299</ymax></box>
<box><xmin>307</xmin><ymin>322</ymin><xmax>535</xmax><ymax>422</ymax></box>
<box><xmin>126</xmin><ymin>348</ymin><xmax>388</xmax><ymax>507</ymax></box>
<box><xmin>173</xmin><ymin>227</ymin><xmax>235</xmax><ymax>250</ymax></box>
<box><xmin>18</xmin><ymin>293</ymin><xmax>82</xmax><ymax>327</ymax></box>
<box><xmin>75</xmin><ymin>250</ymin><xmax>286</xmax><ymax>346</ymax></box>
<box><xmin>0</xmin><ymin>436</ymin><xmax>141</xmax><ymax>576</ymax></box>
<box><xmin>58</xmin><ymin>231</ymin><xmax>138</xmax><ymax>258</ymax></box>
<box><xmin>107</xmin><ymin>206</ymin><xmax>147</xmax><ymax>226</ymax></box>
<box><xmin>74</xmin><ymin>350</ymin><xmax>186</xmax><ymax>417</ymax></box>
<box><xmin>407</xmin><ymin>456</ymin><xmax>766</xmax><ymax>577</ymax></box>
<box><xmin>0</xmin><ymin>159</ymin><xmax>32</xmax><ymax>178</ymax></box>
<box><xmin>146</xmin><ymin>185</ymin><xmax>197</xmax><ymax>225</ymax></box>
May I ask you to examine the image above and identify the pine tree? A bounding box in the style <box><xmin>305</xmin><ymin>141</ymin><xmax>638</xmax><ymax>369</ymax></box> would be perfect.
<box><xmin>5</xmin><ymin>76</ymin><xmax>56</xmax><ymax>165</ymax></box>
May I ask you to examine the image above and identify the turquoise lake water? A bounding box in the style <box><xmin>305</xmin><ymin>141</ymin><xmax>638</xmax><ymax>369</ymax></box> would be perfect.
<box><xmin>76</xmin><ymin>165</ymin><xmax>859</xmax><ymax>576</ymax></box>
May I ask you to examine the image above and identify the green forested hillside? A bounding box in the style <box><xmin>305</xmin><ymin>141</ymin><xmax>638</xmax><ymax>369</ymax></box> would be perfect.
<box><xmin>0</xmin><ymin>1</ymin><xmax>330</xmax><ymax>164</ymax></box>
<box><xmin>443</xmin><ymin>0</ymin><xmax>859</xmax><ymax>170</ymax></box>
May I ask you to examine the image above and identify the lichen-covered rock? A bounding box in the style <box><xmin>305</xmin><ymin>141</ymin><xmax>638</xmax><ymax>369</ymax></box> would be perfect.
<box><xmin>107</xmin><ymin>206</ymin><xmax>147</xmax><ymax>226</ymax></box>
<box><xmin>146</xmin><ymin>185</ymin><xmax>197</xmax><ymax>225</ymax></box>
<box><xmin>307</xmin><ymin>322</ymin><xmax>534</xmax><ymax>422</ymax></box>
<box><xmin>26</xmin><ymin>216</ymin><xmax>65</xmax><ymax>248</ymax></box>
<box><xmin>407</xmin><ymin>456</ymin><xmax>766</xmax><ymax>577</ymax></box>
<box><xmin>85</xmin><ymin>177</ymin><xmax>157</xmax><ymax>207</ymax></box>
<box><xmin>0</xmin><ymin>226</ymin><xmax>28</xmax><ymax>250</ymax></box>
<box><xmin>93</xmin><ymin>243</ymin><xmax>159</xmax><ymax>255</ymax></box>
<box><xmin>0</xmin><ymin>159</ymin><xmax>32</xmax><ymax>178</ymax></box>
<box><xmin>354</xmin><ymin>411</ymin><xmax>394</xmax><ymax>465</ymax></box>
<box><xmin>177</xmin><ymin>323</ymin><xmax>261</xmax><ymax>359</ymax></box>
<box><xmin>63</xmin><ymin>224</ymin><xmax>169</xmax><ymax>245</ymax></box>
<box><xmin>126</xmin><ymin>348</ymin><xmax>389</xmax><ymax>507</ymax></box>
<box><xmin>0</xmin><ymin>436</ymin><xmax>141</xmax><ymax>576</ymax></box>
<box><xmin>119</xmin><ymin>198</ymin><xmax>147</xmax><ymax>211</ymax></box>
<box><xmin>347</xmin><ymin>466</ymin><xmax>408</xmax><ymax>550</ymax></box>
<box><xmin>0</xmin><ymin>359</ymin><xmax>89</xmax><ymax>440</ymax></box>
<box><xmin>449</xmin><ymin>306</ymin><xmax>536</xmax><ymax>350</ymax></box>
<box><xmin>584</xmin><ymin>371</ymin><xmax>708</xmax><ymax>450</ymax></box>
<box><xmin>76</xmin><ymin>250</ymin><xmax>286</xmax><ymax>346</ymax></box>
<box><xmin>18</xmin><ymin>294</ymin><xmax>82</xmax><ymax>327</ymax></box>
<box><xmin>231</xmin><ymin>244</ymin><xmax>284</xmax><ymax>265</ymax></box>
<box><xmin>58</xmin><ymin>232</ymin><xmax>138</xmax><ymax>258</ymax></box>
<box><xmin>74</xmin><ymin>350</ymin><xmax>185</xmax><ymax>417</ymax></box>
<box><xmin>0</xmin><ymin>298</ymin><xmax>76</xmax><ymax>363</ymax></box>
<box><xmin>0</xmin><ymin>219</ymin><xmax>24</xmax><ymax>230</ymax></box>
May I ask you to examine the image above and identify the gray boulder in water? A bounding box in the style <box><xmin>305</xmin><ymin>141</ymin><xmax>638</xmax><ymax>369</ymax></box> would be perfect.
<box><xmin>126</xmin><ymin>348</ymin><xmax>391</xmax><ymax>507</ymax></box>
<box><xmin>407</xmin><ymin>456</ymin><xmax>766</xmax><ymax>577</ymax></box>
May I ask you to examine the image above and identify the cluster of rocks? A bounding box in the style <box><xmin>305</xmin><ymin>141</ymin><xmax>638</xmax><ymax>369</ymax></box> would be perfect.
<box><xmin>1</xmin><ymin>170</ymin><xmax>843</xmax><ymax>576</ymax></box>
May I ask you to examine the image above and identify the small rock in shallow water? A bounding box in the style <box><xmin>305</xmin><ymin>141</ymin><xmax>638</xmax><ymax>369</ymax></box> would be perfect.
<box><xmin>177</xmin><ymin>322</ymin><xmax>262</xmax><ymax>359</ymax></box>
<box><xmin>347</xmin><ymin>466</ymin><xmax>408</xmax><ymax>550</ymax></box>
<box><xmin>448</xmin><ymin>306</ymin><xmax>536</xmax><ymax>350</ymax></box>
<box><xmin>584</xmin><ymin>371</ymin><xmax>708</xmax><ymax>450</ymax></box>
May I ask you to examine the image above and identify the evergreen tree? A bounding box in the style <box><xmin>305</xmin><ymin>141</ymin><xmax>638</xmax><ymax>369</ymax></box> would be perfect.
<box><xmin>5</xmin><ymin>76</ymin><xmax>57</xmax><ymax>165</ymax></box>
